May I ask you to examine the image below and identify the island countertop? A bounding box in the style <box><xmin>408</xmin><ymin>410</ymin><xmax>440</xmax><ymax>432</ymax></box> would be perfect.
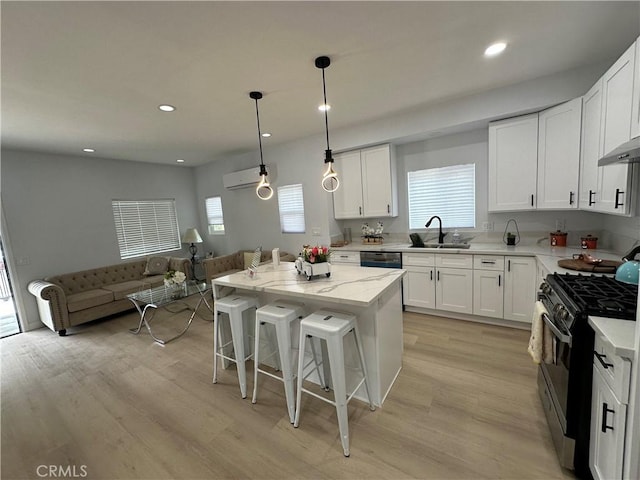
<box><xmin>212</xmin><ymin>262</ymin><xmax>405</xmax><ymax>307</ymax></box>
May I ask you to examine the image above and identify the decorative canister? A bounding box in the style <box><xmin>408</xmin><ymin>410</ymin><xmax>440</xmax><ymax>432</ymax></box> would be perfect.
<box><xmin>581</xmin><ymin>235</ymin><xmax>598</xmax><ymax>249</ymax></box>
<box><xmin>550</xmin><ymin>231</ymin><xmax>567</xmax><ymax>247</ymax></box>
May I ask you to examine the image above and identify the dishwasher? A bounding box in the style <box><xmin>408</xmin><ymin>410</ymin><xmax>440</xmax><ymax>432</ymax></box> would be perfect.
<box><xmin>359</xmin><ymin>251</ymin><xmax>402</xmax><ymax>268</ymax></box>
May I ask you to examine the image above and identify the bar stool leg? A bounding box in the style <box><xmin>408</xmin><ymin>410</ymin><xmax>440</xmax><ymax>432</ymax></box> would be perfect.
<box><xmin>213</xmin><ymin>309</ymin><xmax>220</xmax><ymax>384</ymax></box>
<box><xmin>275</xmin><ymin>320</ymin><xmax>296</xmax><ymax>423</ymax></box>
<box><xmin>229</xmin><ymin>310</ymin><xmax>249</xmax><ymax>398</ymax></box>
<box><xmin>293</xmin><ymin>329</ymin><xmax>306</xmax><ymax>428</ymax></box>
<box><xmin>326</xmin><ymin>335</ymin><xmax>350</xmax><ymax>457</ymax></box>
<box><xmin>251</xmin><ymin>317</ymin><xmax>262</xmax><ymax>404</ymax></box>
<box><xmin>353</xmin><ymin>325</ymin><xmax>375</xmax><ymax>411</ymax></box>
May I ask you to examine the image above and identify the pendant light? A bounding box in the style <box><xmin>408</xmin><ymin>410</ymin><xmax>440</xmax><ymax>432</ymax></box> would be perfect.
<box><xmin>249</xmin><ymin>91</ymin><xmax>273</xmax><ymax>200</ymax></box>
<box><xmin>315</xmin><ymin>56</ymin><xmax>340</xmax><ymax>193</ymax></box>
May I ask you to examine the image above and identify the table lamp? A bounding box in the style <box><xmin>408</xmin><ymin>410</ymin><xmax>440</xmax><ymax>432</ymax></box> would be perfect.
<box><xmin>182</xmin><ymin>228</ymin><xmax>203</xmax><ymax>278</ymax></box>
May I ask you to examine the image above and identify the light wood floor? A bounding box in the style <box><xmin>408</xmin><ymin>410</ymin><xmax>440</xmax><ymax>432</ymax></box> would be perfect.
<box><xmin>1</xmin><ymin>303</ymin><xmax>575</xmax><ymax>480</ymax></box>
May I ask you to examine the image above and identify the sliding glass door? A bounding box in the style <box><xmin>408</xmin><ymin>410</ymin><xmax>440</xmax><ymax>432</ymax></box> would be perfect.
<box><xmin>0</xmin><ymin>237</ymin><xmax>20</xmax><ymax>338</ymax></box>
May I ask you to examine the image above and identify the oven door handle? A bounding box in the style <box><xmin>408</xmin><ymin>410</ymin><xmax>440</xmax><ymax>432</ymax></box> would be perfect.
<box><xmin>541</xmin><ymin>313</ymin><xmax>572</xmax><ymax>347</ymax></box>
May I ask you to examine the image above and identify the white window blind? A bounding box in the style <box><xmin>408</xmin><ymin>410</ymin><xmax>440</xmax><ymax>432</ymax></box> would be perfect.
<box><xmin>277</xmin><ymin>184</ymin><xmax>306</xmax><ymax>234</ymax></box>
<box><xmin>205</xmin><ymin>196</ymin><xmax>225</xmax><ymax>235</ymax></box>
<box><xmin>408</xmin><ymin>164</ymin><xmax>476</xmax><ymax>230</ymax></box>
<box><xmin>112</xmin><ymin>199</ymin><xmax>181</xmax><ymax>259</ymax></box>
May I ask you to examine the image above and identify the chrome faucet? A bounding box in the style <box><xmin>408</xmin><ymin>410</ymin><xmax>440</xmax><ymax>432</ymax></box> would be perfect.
<box><xmin>425</xmin><ymin>216</ymin><xmax>447</xmax><ymax>244</ymax></box>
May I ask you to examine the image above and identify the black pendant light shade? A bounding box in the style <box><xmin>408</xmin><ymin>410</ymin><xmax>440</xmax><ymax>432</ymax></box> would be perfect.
<box><xmin>249</xmin><ymin>91</ymin><xmax>273</xmax><ymax>200</ymax></box>
<box><xmin>316</xmin><ymin>56</ymin><xmax>340</xmax><ymax>193</ymax></box>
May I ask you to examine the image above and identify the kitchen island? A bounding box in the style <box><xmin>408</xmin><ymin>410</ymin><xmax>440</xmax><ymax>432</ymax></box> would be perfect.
<box><xmin>212</xmin><ymin>262</ymin><xmax>406</xmax><ymax>406</ymax></box>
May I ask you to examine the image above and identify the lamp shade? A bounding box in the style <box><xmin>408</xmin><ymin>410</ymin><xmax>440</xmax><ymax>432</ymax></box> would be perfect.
<box><xmin>182</xmin><ymin>228</ymin><xmax>203</xmax><ymax>244</ymax></box>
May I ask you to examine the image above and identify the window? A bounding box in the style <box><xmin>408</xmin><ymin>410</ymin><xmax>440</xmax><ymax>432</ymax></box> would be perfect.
<box><xmin>277</xmin><ymin>184</ymin><xmax>306</xmax><ymax>233</ymax></box>
<box><xmin>112</xmin><ymin>199</ymin><xmax>181</xmax><ymax>259</ymax></box>
<box><xmin>205</xmin><ymin>196</ymin><xmax>225</xmax><ymax>235</ymax></box>
<box><xmin>407</xmin><ymin>164</ymin><xmax>476</xmax><ymax>230</ymax></box>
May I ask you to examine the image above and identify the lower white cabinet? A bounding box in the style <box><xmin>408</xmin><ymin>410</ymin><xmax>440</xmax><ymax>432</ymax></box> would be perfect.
<box><xmin>503</xmin><ymin>256</ymin><xmax>537</xmax><ymax>323</ymax></box>
<box><xmin>473</xmin><ymin>269</ymin><xmax>503</xmax><ymax>319</ymax></box>
<box><xmin>330</xmin><ymin>251</ymin><xmax>360</xmax><ymax>264</ymax></box>
<box><xmin>590</xmin><ymin>334</ymin><xmax>632</xmax><ymax>480</ymax></box>
<box><xmin>436</xmin><ymin>267</ymin><xmax>473</xmax><ymax>314</ymax></box>
<box><xmin>402</xmin><ymin>265</ymin><xmax>435</xmax><ymax>309</ymax></box>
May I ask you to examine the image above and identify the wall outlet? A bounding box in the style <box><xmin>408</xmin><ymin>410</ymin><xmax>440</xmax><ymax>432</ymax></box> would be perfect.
<box><xmin>312</xmin><ymin>227</ymin><xmax>321</xmax><ymax>236</ymax></box>
<box><xmin>482</xmin><ymin>222</ymin><xmax>494</xmax><ymax>231</ymax></box>
<box><xmin>16</xmin><ymin>256</ymin><xmax>30</xmax><ymax>266</ymax></box>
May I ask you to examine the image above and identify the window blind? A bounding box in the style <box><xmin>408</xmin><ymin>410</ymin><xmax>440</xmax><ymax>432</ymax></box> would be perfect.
<box><xmin>277</xmin><ymin>184</ymin><xmax>306</xmax><ymax>233</ymax></box>
<box><xmin>408</xmin><ymin>164</ymin><xmax>476</xmax><ymax>230</ymax></box>
<box><xmin>205</xmin><ymin>196</ymin><xmax>225</xmax><ymax>234</ymax></box>
<box><xmin>112</xmin><ymin>199</ymin><xmax>181</xmax><ymax>259</ymax></box>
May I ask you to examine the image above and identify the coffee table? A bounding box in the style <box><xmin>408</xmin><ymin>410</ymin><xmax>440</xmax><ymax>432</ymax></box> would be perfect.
<box><xmin>127</xmin><ymin>281</ymin><xmax>212</xmax><ymax>345</ymax></box>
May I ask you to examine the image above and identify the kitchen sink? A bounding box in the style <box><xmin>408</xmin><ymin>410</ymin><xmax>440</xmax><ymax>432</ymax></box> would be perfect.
<box><xmin>410</xmin><ymin>243</ymin><xmax>470</xmax><ymax>249</ymax></box>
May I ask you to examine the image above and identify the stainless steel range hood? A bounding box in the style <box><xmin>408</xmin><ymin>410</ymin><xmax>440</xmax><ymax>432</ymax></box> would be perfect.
<box><xmin>598</xmin><ymin>136</ymin><xmax>640</xmax><ymax>166</ymax></box>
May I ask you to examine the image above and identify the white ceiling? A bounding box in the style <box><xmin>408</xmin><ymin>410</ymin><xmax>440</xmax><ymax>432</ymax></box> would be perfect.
<box><xmin>2</xmin><ymin>1</ymin><xmax>639</xmax><ymax>166</ymax></box>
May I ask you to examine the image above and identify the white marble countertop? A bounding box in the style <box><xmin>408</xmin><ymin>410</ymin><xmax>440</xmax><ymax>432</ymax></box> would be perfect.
<box><xmin>212</xmin><ymin>262</ymin><xmax>406</xmax><ymax>308</ymax></box>
<box><xmin>588</xmin><ymin>316</ymin><xmax>636</xmax><ymax>359</ymax></box>
<box><xmin>333</xmin><ymin>242</ymin><xmax>623</xmax><ymax>275</ymax></box>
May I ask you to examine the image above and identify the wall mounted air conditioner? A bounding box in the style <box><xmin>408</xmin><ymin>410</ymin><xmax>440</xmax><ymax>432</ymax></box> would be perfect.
<box><xmin>222</xmin><ymin>165</ymin><xmax>276</xmax><ymax>190</ymax></box>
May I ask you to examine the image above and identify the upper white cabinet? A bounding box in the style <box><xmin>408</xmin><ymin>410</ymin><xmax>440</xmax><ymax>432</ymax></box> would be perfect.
<box><xmin>332</xmin><ymin>144</ymin><xmax>398</xmax><ymax>219</ymax></box>
<box><xmin>597</xmin><ymin>41</ymin><xmax>636</xmax><ymax>215</ymax></box>
<box><xmin>488</xmin><ymin>113</ymin><xmax>539</xmax><ymax>211</ymax></box>
<box><xmin>579</xmin><ymin>80</ymin><xmax>604</xmax><ymax>210</ymax></box>
<box><xmin>537</xmin><ymin>97</ymin><xmax>582</xmax><ymax>209</ymax></box>
<box><xmin>632</xmin><ymin>37</ymin><xmax>640</xmax><ymax>139</ymax></box>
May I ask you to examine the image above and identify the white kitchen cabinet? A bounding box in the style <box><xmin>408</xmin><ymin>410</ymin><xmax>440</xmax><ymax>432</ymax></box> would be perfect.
<box><xmin>598</xmin><ymin>41</ymin><xmax>636</xmax><ymax>215</ymax></box>
<box><xmin>402</xmin><ymin>265</ymin><xmax>436</xmax><ymax>309</ymax></box>
<box><xmin>330</xmin><ymin>250</ymin><xmax>360</xmax><ymax>264</ymax></box>
<box><xmin>503</xmin><ymin>256</ymin><xmax>537</xmax><ymax>323</ymax></box>
<box><xmin>472</xmin><ymin>255</ymin><xmax>504</xmax><ymax>319</ymax></box>
<box><xmin>632</xmin><ymin>36</ymin><xmax>640</xmax><ymax>139</ymax></box>
<box><xmin>590</xmin><ymin>335</ymin><xmax>632</xmax><ymax>480</ymax></box>
<box><xmin>332</xmin><ymin>144</ymin><xmax>398</xmax><ymax>219</ymax></box>
<box><xmin>436</xmin><ymin>267</ymin><xmax>473</xmax><ymax>315</ymax></box>
<box><xmin>488</xmin><ymin>113</ymin><xmax>539</xmax><ymax>212</ymax></box>
<box><xmin>537</xmin><ymin>97</ymin><xmax>582</xmax><ymax>209</ymax></box>
<box><xmin>579</xmin><ymin>79</ymin><xmax>604</xmax><ymax>210</ymax></box>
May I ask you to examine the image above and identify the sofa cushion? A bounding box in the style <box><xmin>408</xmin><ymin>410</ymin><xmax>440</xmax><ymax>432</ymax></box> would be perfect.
<box><xmin>67</xmin><ymin>289</ymin><xmax>114</xmax><ymax>313</ymax></box>
<box><xmin>144</xmin><ymin>256</ymin><xmax>169</xmax><ymax>275</ymax></box>
<box><xmin>102</xmin><ymin>280</ymin><xmax>148</xmax><ymax>300</ymax></box>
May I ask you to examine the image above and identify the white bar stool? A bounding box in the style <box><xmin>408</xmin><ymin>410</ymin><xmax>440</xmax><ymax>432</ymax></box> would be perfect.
<box><xmin>251</xmin><ymin>300</ymin><xmax>305</xmax><ymax>423</ymax></box>
<box><xmin>293</xmin><ymin>309</ymin><xmax>375</xmax><ymax>457</ymax></box>
<box><xmin>213</xmin><ymin>294</ymin><xmax>259</xmax><ymax>398</ymax></box>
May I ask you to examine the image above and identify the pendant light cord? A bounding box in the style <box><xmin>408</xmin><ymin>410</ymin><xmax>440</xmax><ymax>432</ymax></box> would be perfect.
<box><xmin>322</xmin><ymin>67</ymin><xmax>330</xmax><ymax>151</ymax></box>
<box><xmin>254</xmin><ymin>97</ymin><xmax>265</xmax><ymax>167</ymax></box>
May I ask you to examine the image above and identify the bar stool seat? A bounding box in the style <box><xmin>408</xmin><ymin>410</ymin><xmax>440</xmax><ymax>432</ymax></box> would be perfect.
<box><xmin>213</xmin><ymin>294</ymin><xmax>259</xmax><ymax>398</ymax></box>
<box><xmin>294</xmin><ymin>309</ymin><xmax>375</xmax><ymax>457</ymax></box>
<box><xmin>251</xmin><ymin>300</ymin><xmax>305</xmax><ymax>423</ymax></box>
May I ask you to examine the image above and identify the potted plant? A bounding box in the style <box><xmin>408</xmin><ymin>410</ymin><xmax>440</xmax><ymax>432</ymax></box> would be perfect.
<box><xmin>506</xmin><ymin>232</ymin><xmax>517</xmax><ymax>246</ymax></box>
<box><xmin>295</xmin><ymin>245</ymin><xmax>331</xmax><ymax>280</ymax></box>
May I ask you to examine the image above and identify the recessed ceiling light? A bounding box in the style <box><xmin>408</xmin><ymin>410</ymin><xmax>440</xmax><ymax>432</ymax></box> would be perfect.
<box><xmin>261</xmin><ymin>132</ymin><xmax>271</xmax><ymax>138</ymax></box>
<box><xmin>484</xmin><ymin>42</ymin><xmax>507</xmax><ymax>57</ymax></box>
<box><xmin>318</xmin><ymin>104</ymin><xmax>331</xmax><ymax>112</ymax></box>
<box><xmin>158</xmin><ymin>104</ymin><xmax>176</xmax><ymax>112</ymax></box>
<box><xmin>83</xmin><ymin>148</ymin><xmax>95</xmax><ymax>153</ymax></box>
<box><xmin>176</xmin><ymin>159</ymin><xmax>185</xmax><ymax>163</ymax></box>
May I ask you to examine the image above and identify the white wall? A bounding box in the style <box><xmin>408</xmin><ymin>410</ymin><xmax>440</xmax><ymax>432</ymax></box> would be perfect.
<box><xmin>1</xmin><ymin>150</ymin><xmax>200</xmax><ymax>331</ymax></box>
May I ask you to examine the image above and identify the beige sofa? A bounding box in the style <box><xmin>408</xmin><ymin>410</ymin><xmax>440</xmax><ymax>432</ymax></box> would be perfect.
<box><xmin>203</xmin><ymin>249</ymin><xmax>296</xmax><ymax>281</ymax></box>
<box><xmin>28</xmin><ymin>256</ymin><xmax>191</xmax><ymax>336</ymax></box>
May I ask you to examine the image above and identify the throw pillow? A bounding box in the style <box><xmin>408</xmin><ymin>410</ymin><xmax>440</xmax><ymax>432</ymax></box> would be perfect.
<box><xmin>144</xmin><ymin>256</ymin><xmax>169</xmax><ymax>275</ymax></box>
<box><xmin>243</xmin><ymin>252</ymin><xmax>255</xmax><ymax>270</ymax></box>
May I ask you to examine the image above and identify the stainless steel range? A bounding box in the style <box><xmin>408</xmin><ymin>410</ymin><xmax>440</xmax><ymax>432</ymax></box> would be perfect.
<box><xmin>537</xmin><ymin>273</ymin><xmax>637</xmax><ymax>479</ymax></box>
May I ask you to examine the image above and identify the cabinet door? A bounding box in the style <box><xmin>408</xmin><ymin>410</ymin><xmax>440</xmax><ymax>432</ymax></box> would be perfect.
<box><xmin>473</xmin><ymin>270</ymin><xmax>504</xmax><ymax>319</ymax></box>
<box><xmin>503</xmin><ymin>256</ymin><xmax>537</xmax><ymax>323</ymax></box>
<box><xmin>361</xmin><ymin>144</ymin><xmax>395</xmax><ymax>217</ymax></box>
<box><xmin>579</xmin><ymin>80</ymin><xmax>603</xmax><ymax>210</ymax></box>
<box><xmin>599</xmin><ymin>42</ymin><xmax>635</xmax><ymax>215</ymax></box>
<box><xmin>590</xmin><ymin>367</ymin><xmax>627</xmax><ymax>480</ymax></box>
<box><xmin>435</xmin><ymin>267</ymin><xmax>473</xmax><ymax>314</ymax></box>
<box><xmin>488</xmin><ymin>114</ymin><xmax>539</xmax><ymax>212</ymax></box>
<box><xmin>402</xmin><ymin>266</ymin><xmax>435</xmax><ymax>309</ymax></box>
<box><xmin>537</xmin><ymin>98</ymin><xmax>582</xmax><ymax>209</ymax></box>
<box><xmin>332</xmin><ymin>150</ymin><xmax>363</xmax><ymax>219</ymax></box>
<box><xmin>632</xmin><ymin>37</ymin><xmax>640</xmax><ymax>139</ymax></box>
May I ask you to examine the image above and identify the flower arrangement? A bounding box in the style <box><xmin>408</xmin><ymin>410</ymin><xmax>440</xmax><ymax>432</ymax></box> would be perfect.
<box><xmin>302</xmin><ymin>245</ymin><xmax>330</xmax><ymax>264</ymax></box>
<box><xmin>164</xmin><ymin>270</ymin><xmax>186</xmax><ymax>286</ymax></box>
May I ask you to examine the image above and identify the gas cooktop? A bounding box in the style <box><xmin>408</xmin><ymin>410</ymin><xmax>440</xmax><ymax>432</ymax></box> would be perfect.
<box><xmin>552</xmin><ymin>273</ymin><xmax>638</xmax><ymax>320</ymax></box>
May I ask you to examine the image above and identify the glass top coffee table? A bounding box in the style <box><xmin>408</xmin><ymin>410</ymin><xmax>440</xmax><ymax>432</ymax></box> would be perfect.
<box><xmin>127</xmin><ymin>281</ymin><xmax>212</xmax><ymax>345</ymax></box>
